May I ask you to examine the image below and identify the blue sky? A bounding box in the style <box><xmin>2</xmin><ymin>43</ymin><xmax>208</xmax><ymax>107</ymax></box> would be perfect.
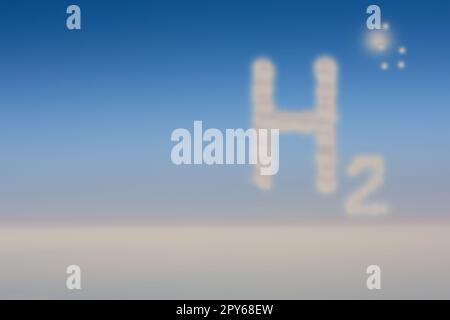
<box><xmin>0</xmin><ymin>0</ymin><xmax>449</xmax><ymax>222</ymax></box>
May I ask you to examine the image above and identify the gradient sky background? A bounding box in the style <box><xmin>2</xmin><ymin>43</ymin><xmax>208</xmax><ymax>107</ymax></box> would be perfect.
<box><xmin>0</xmin><ymin>0</ymin><xmax>449</xmax><ymax>222</ymax></box>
